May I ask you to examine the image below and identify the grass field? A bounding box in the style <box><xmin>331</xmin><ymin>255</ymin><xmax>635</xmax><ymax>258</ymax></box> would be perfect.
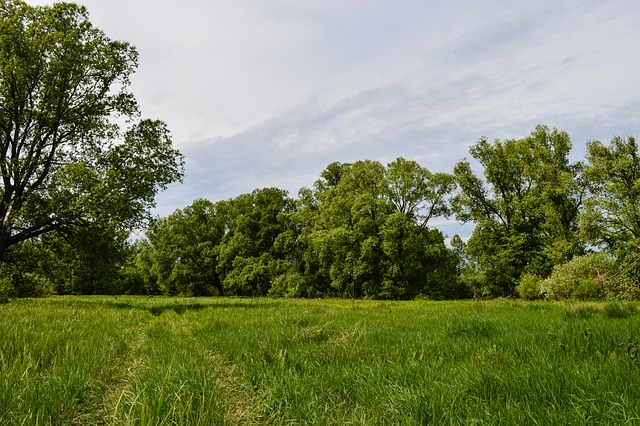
<box><xmin>1</xmin><ymin>296</ymin><xmax>639</xmax><ymax>425</ymax></box>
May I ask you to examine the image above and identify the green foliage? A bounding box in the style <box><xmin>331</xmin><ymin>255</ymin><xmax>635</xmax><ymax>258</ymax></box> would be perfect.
<box><xmin>50</xmin><ymin>225</ymin><xmax>131</xmax><ymax>295</ymax></box>
<box><xmin>602</xmin><ymin>302</ymin><xmax>636</xmax><ymax>319</ymax></box>
<box><xmin>0</xmin><ymin>278</ymin><xmax>10</xmax><ymax>303</ymax></box>
<box><xmin>581</xmin><ymin>136</ymin><xmax>640</xmax><ymax>253</ymax></box>
<box><xmin>12</xmin><ymin>273</ymin><xmax>53</xmax><ymax>298</ymax></box>
<box><xmin>0</xmin><ymin>252</ymin><xmax>35</xmax><ymax>298</ymax></box>
<box><xmin>572</xmin><ymin>277</ymin><xmax>602</xmax><ymax>301</ymax></box>
<box><xmin>540</xmin><ymin>253</ymin><xmax>614</xmax><ymax>300</ymax></box>
<box><xmin>453</xmin><ymin>126</ymin><xmax>585</xmax><ymax>295</ymax></box>
<box><xmin>146</xmin><ymin>198</ymin><xmax>228</xmax><ymax>296</ymax></box>
<box><xmin>385</xmin><ymin>157</ymin><xmax>456</xmax><ymax>226</ymax></box>
<box><xmin>0</xmin><ymin>0</ymin><xmax>184</xmax><ymax>260</ymax></box>
<box><xmin>223</xmin><ymin>254</ymin><xmax>277</xmax><ymax>296</ymax></box>
<box><xmin>297</xmin><ymin>158</ymin><xmax>459</xmax><ymax>299</ymax></box>
<box><xmin>138</xmin><ymin>158</ymin><xmax>459</xmax><ymax>300</ymax></box>
<box><xmin>0</xmin><ymin>245</ymin><xmax>53</xmax><ymax>297</ymax></box>
<box><xmin>268</xmin><ymin>272</ymin><xmax>306</xmax><ymax>297</ymax></box>
<box><xmin>515</xmin><ymin>273</ymin><xmax>541</xmax><ymax>300</ymax></box>
<box><xmin>605</xmin><ymin>251</ymin><xmax>640</xmax><ymax>300</ymax></box>
<box><xmin>143</xmin><ymin>189</ymin><xmax>295</xmax><ymax>297</ymax></box>
<box><xmin>0</xmin><ymin>222</ymin><xmax>131</xmax><ymax>296</ymax></box>
<box><xmin>541</xmin><ymin>252</ymin><xmax>640</xmax><ymax>301</ymax></box>
<box><xmin>218</xmin><ymin>188</ymin><xmax>296</xmax><ymax>296</ymax></box>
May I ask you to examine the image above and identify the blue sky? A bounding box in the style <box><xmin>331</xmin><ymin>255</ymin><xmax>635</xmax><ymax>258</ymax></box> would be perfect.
<box><xmin>33</xmin><ymin>0</ymin><xmax>640</xmax><ymax>237</ymax></box>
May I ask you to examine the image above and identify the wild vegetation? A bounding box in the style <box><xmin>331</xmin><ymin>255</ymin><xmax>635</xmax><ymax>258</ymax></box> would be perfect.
<box><xmin>2</xmin><ymin>297</ymin><xmax>640</xmax><ymax>425</ymax></box>
<box><xmin>11</xmin><ymin>128</ymin><xmax>634</xmax><ymax>301</ymax></box>
<box><xmin>4</xmin><ymin>126</ymin><xmax>640</xmax><ymax>301</ymax></box>
<box><xmin>0</xmin><ymin>0</ymin><xmax>183</xmax><ymax>298</ymax></box>
<box><xmin>2</xmin><ymin>2</ymin><xmax>640</xmax><ymax>424</ymax></box>
<box><xmin>1</xmin><ymin>0</ymin><xmax>639</xmax><ymax>301</ymax></box>
<box><xmin>122</xmin><ymin>126</ymin><xmax>638</xmax><ymax>301</ymax></box>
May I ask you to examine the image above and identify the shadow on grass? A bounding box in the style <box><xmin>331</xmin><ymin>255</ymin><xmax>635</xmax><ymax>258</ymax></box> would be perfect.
<box><xmin>43</xmin><ymin>296</ymin><xmax>276</xmax><ymax>316</ymax></box>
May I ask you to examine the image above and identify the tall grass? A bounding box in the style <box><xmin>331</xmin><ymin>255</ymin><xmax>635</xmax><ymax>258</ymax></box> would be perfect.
<box><xmin>0</xmin><ymin>297</ymin><xmax>148</xmax><ymax>424</ymax></box>
<box><xmin>1</xmin><ymin>297</ymin><xmax>639</xmax><ymax>424</ymax></box>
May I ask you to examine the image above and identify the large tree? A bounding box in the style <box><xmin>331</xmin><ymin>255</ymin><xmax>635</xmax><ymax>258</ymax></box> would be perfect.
<box><xmin>217</xmin><ymin>188</ymin><xmax>296</xmax><ymax>296</ymax></box>
<box><xmin>143</xmin><ymin>189</ymin><xmax>296</xmax><ymax>297</ymax></box>
<box><xmin>582</xmin><ymin>136</ymin><xmax>640</xmax><ymax>253</ymax></box>
<box><xmin>385</xmin><ymin>157</ymin><xmax>455</xmax><ymax>227</ymax></box>
<box><xmin>146</xmin><ymin>199</ymin><xmax>229</xmax><ymax>296</ymax></box>
<box><xmin>453</xmin><ymin>126</ymin><xmax>585</xmax><ymax>295</ymax></box>
<box><xmin>299</xmin><ymin>158</ymin><xmax>458</xmax><ymax>299</ymax></box>
<box><xmin>0</xmin><ymin>1</ymin><xmax>183</xmax><ymax>259</ymax></box>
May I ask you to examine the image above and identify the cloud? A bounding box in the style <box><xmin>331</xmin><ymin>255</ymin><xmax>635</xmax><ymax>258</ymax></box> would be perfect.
<box><xmin>24</xmin><ymin>0</ymin><xmax>640</xmax><ymax>239</ymax></box>
<box><xmin>159</xmin><ymin>85</ymin><xmax>640</xmax><ymax>219</ymax></box>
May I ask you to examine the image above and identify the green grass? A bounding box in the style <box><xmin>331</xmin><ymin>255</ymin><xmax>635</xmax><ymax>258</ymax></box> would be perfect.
<box><xmin>1</xmin><ymin>297</ymin><xmax>639</xmax><ymax>425</ymax></box>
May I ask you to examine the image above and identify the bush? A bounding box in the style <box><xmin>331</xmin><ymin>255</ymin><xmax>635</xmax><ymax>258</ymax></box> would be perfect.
<box><xmin>540</xmin><ymin>253</ymin><xmax>614</xmax><ymax>300</ymax></box>
<box><xmin>572</xmin><ymin>278</ymin><xmax>603</xmax><ymax>301</ymax></box>
<box><xmin>516</xmin><ymin>273</ymin><xmax>541</xmax><ymax>300</ymax></box>
<box><xmin>13</xmin><ymin>273</ymin><xmax>54</xmax><ymax>298</ymax></box>
<box><xmin>268</xmin><ymin>272</ymin><xmax>306</xmax><ymax>297</ymax></box>
<box><xmin>0</xmin><ymin>276</ymin><xmax>13</xmax><ymax>303</ymax></box>
<box><xmin>605</xmin><ymin>252</ymin><xmax>640</xmax><ymax>300</ymax></box>
<box><xmin>0</xmin><ymin>263</ymin><xmax>54</xmax><ymax>299</ymax></box>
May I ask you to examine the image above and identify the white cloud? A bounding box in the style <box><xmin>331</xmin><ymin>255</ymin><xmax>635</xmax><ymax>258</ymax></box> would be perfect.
<box><xmin>25</xmin><ymin>0</ymin><xmax>640</xmax><ymax>238</ymax></box>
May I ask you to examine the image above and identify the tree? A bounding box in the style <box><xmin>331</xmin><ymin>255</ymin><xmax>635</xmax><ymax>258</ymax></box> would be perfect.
<box><xmin>0</xmin><ymin>221</ymin><xmax>130</xmax><ymax>296</ymax></box>
<box><xmin>453</xmin><ymin>126</ymin><xmax>585</xmax><ymax>295</ymax></box>
<box><xmin>301</xmin><ymin>160</ymin><xmax>389</xmax><ymax>298</ymax></box>
<box><xmin>299</xmin><ymin>158</ymin><xmax>458</xmax><ymax>299</ymax></box>
<box><xmin>582</xmin><ymin>136</ymin><xmax>640</xmax><ymax>253</ymax></box>
<box><xmin>143</xmin><ymin>189</ymin><xmax>296</xmax><ymax>297</ymax></box>
<box><xmin>385</xmin><ymin>157</ymin><xmax>455</xmax><ymax>227</ymax></box>
<box><xmin>41</xmin><ymin>223</ymin><xmax>130</xmax><ymax>295</ymax></box>
<box><xmin>381</xmin><ymin>158</ymin><xmax>458</xmax><ymax>298</ymax></box>
<box><xmin>217</xmin><ymin>188</ymin><xmax>296</xmax><ymax>296</ymax></box>
<box><xmin>122</xmin><ymin>239</ymin><xmax>162</xmax><ymax>295</ymax></box>
<box><xmin>379</xmin><ymin>212</ymin><xmax>459</xmax><ymax>299</ymax></box>
<box><xmin>581</xmin><ymin>136</ymin><xmax>640</xmax><ymax>299</ymax></box>
<box><xmin>0</xmin><ymin>1</ymin><xmax>184</xmax><ymax>259</ymax></box>
<box><xmin>146</xmin><ymin>199</ymin><xmax>229</xmax><ymax>296</ymax></box>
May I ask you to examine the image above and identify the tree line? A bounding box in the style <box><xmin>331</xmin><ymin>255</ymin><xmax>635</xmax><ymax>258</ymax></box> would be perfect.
<box><xmin>10</xmin><ymin>125</ymin><xmax>635</xmax><ymax>301</ymax></box>
<box><xmin>131</xmin><ymin>158</ymin><xmax>462</xmax><ymax>299</ymax></box>
<box><xmin>115</xmin><ymin>126</ymin><xmax>638</xmax><ymax>300</ymax></box>
<box><xmin>1</xmin><ymin>1</ymin><xmax>638</xmax><ymax>300</ymax></box>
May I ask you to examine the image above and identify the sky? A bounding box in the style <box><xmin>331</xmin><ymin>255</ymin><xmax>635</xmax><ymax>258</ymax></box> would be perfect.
<box><xmin>32</xmin><ymin>0</ymin><xmax>640</xmax><ymax>238</ymax></box>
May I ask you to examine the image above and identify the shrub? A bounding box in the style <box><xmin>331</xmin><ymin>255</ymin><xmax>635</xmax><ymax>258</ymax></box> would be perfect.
<box><xmin>13</xmin><ymin>273</ymin><xmax>54</xmax><ymax>298</ymax></box>
<box><xmin>540</xmin><ymin>253</ymin><xmax>614</xmax><ymax>300</ymax></box>
<box><xmin>572</xmin><ymin>278</ymin><xmax>603</xmax><ymax>301</ymax></box>
<box><xmin>269</xmin><ymin>272</ymin><xmax>306</xmax><ymax>297</ymax></box>
<box><xmin>516</xmin><ymin>273</ymin><xmax>541</xmax><ymax>300</ymax></box>
<box><xmin>604</xmin><ymin>252</ymin><xmax>640</xmax><ymax>300</ymax></box>
<box><xmin>0</xmin><ymin>264</ymin><xmax>53</xmax><ymax>299</ymax></box>
<box><xmin>0</xmin><ymin>276</ymin><xmax>12</xmax><ymax>303</ymax></box>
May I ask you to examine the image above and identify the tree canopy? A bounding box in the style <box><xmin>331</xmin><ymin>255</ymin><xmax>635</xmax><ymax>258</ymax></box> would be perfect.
<box><xmin>453</xmin><ymin>126</ymin><xmax>585</xmax><ymax>295</ymax></box>
<box><xmin>0</xmin><ymin>2</ymin><xmax>638</xmax><ymax>301</ymax></box>
<box><xmin>0</xmin><ymin>0</ymin><xmax>184</xmax><ymax>259</ymax></box>
<box><xmin>582</xmin><ymin>136</ymin><xmax>640</xmax><ymax>253</ymax></box>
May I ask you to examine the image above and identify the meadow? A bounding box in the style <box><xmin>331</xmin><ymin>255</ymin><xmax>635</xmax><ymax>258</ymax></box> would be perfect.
<box><xmin>1</xmin><ymin>296</ymin><xmax>639</xmax><ymax>425</ymax></box>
